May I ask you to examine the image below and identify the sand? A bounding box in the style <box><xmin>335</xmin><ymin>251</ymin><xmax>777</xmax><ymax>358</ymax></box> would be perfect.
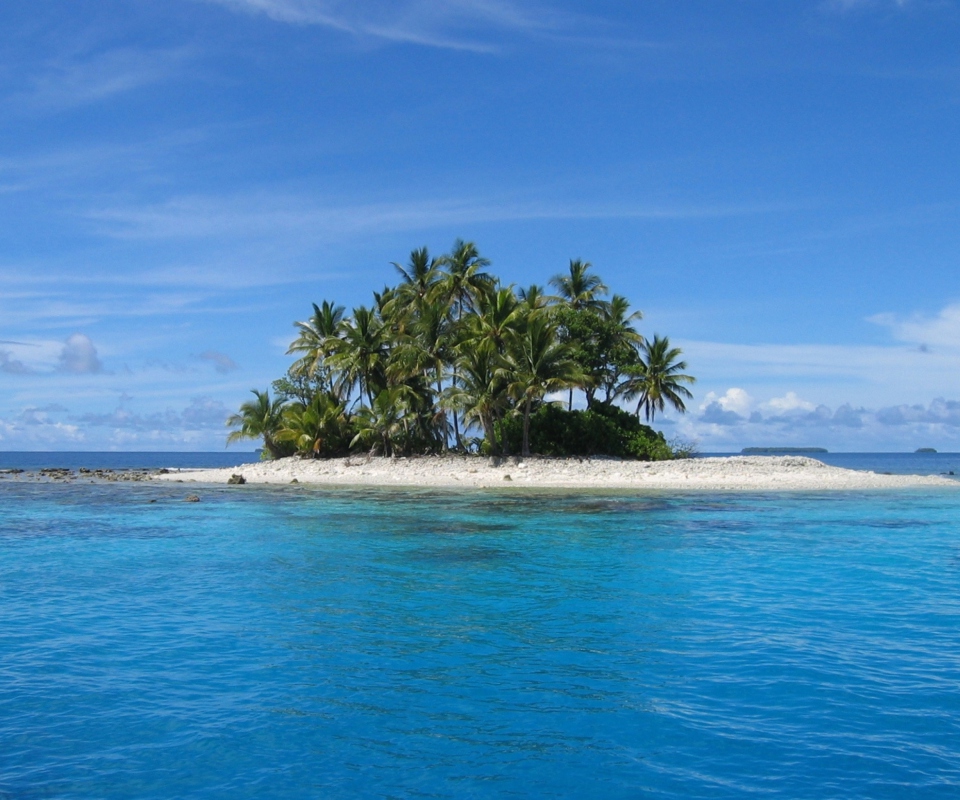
<box><xmin>153</xmin><ymin>455</ymin><xmax>958</xmax><ymax>492</ymax></box>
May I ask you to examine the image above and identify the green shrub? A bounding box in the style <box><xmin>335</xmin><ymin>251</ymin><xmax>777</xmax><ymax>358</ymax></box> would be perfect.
<box><xmin>496</xmin><ymin>402</ymin><xmax>674</xmax><ymax>460</ymax></box>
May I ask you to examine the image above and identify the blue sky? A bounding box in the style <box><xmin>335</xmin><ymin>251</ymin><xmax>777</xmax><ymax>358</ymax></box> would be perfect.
<box><xmin>1</xmin><ymin>0</ymin><xmax>958</xmax><ymax>451</ymax></box>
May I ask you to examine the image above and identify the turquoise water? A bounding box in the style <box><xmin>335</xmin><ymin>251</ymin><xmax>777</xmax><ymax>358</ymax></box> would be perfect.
<box><xmin>2</xmin><ymin>482</ymin><xmax>959</xmax><ymax>798</ymax></box>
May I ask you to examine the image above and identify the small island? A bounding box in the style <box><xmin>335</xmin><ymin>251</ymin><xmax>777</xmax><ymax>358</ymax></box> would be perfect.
<box><xmin>915</xmin><ymin>448</ymin><xmax>937</xmax><ymax>453</ymax></box>
<box><xmin>227</xmin><ymin>242</ymin><xmax>696</xmax><ymax>461</ymax></box>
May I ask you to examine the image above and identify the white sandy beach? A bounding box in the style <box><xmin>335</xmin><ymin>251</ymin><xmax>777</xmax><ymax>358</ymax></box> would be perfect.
<box><xmin>154</xmin><ymin>455</ymin><xmax>958</xmax><ymax>491</ymax></box>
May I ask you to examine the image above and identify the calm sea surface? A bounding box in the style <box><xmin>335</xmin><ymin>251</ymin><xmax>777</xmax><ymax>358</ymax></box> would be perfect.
<box><xmin>2</xmin><ymin>450</ymin><xmax>958</xmax><ymax>476</ymax></box>
<box><xmin>0</xmin><ymin>451</ymin><xmax>261</xmax><ymax>471</ymax></box>
<box><xmin>2</xmin><ymin>465</ymin><xmax>960</xmax><ymax>797</ymax></box>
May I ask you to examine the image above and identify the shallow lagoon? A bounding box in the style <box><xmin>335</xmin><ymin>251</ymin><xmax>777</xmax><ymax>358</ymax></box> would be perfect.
<box><xmin>2</xmin><ymin>482</ymin><xmax>959</xmax><ymax>798</ymax></box>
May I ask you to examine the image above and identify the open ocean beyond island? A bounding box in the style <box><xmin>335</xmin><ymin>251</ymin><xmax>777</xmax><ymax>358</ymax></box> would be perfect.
<box><xmin>1</xmin><ymin>461</ymin><xmax>959</xmax><ymax>797</ymax></box>
<box><xmin>1</xmin><ymin>450</ymin><xmax>960</xmax><ymax>476</ymax></box>
<box><xmin>0</xmin><ymin>451</ymin><xmax>262</xmax><ymax>471</ymax></box>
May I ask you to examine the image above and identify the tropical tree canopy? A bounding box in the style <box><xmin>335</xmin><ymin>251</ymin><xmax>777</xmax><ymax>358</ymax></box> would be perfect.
<box><xmin>227</xmin><ymin>240</ymin><xmax>696</xmax><ymax>459</ymax></box>
<box><xmin>226</xmin><ymin>389</ymin><xmax>287</xmax><ymax>459</ymax></box>
<box><xmin>623</xmin><ymin>335</ymin><xmax>697</xmax><ymax>423</ymax></box>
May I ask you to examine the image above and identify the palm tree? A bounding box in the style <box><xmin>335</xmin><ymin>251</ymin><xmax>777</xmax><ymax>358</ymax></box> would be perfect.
<box><xmin>391</xmin><ymin>296</ymin><xmax>445</xmax><ymax>373</ymax></box>
<box><xmin>605</xmin><ymin>294</ymin><xmax>643</xmax><ymax>336</ymax></box>
<box><xmin>351</xmin><ymin>388</ymin><xmax>407</xmax><ymax>457</ymax></box>
<box><xmin>391</xmin><ymin>247</ymin><xmax>440</xmax><ymax>310</ymax></box>
<box><xmin>517</xmin><ymin>283</ymin><xmax>550</xmax><ymax>315</ymax></box>
<box><xmin>327</xmin><ymin>306</ymin><xmax>387</xmax><ymax>407</ymax></box>
<box><xmin>627</xmin><ymin>335</ymin><xmax>695</xmax><ymax>422</ymax></box>
<box><xmin>287</xmin><ymin>300</ymin><xmax>346</xmax><ymax>397</ymax></box>
<box><xmin>506</xmin><ymin>315</ymin><xmax>583</xmax><ymax>457</ymax></box>
<box><xmin>436</xmin><ymin>239</ymin><xmax>493</xmax><ymax>320</ymax></box>
<box><xmin>467</xmin><ymin>287</ymin><xmax>523</xmax><ymax>355</ymax></box>
<box><xmin>549</xmin><ymin>259</ymin><xmax>609</xmax><ymax>312</ymax></box>
<box><xmin>277</xmin><ymin>393</ymin><xmax>351</xmax><ymax>457</ymax></box>
<box><xmin>435</xmin><ymin>240</ymin><xmax>493</xmax><ymax>448</ymax></box>
<box><xmin>597</xmin><ymin>294</ymin><xmax>644</xmax><ymax>405</ymax></box>
<box><xmin>550</xmin><ymin>259</ymin><xmax>610</xmax><ymax>409</ymax></box>
<box><xmin>226</xmin><ymin>389</ymin><xmax>287</xmax><ymax>459</ymax></box>
<box><xmin>443</xmin><ymin>342</ymin><xmax>510</xmax><ymax>456</ymax></box>
<box><xmin>232</xmin><ymin>240</ymin><xmax>695</xmax><ymax>460</ymax></box>
<box><xmin>388</xmin><ymin>297</ymin><xmax>455</xmax><ymax>450</ymax></box>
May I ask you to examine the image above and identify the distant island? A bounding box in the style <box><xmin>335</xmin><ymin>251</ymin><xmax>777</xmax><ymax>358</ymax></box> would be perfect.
<box><xmin>742</xmin><ymin>447</ymin><xmax>828</xmax><ymax>455</ymax></box>
<box><xmin>915</xmin><ymin>448</ymin><xmax>937</xmax><ymax>453</ymax></box>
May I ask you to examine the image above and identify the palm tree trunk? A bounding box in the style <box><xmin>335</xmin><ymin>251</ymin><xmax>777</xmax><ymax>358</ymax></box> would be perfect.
<box><xmin>482</xmin><ymin>414</ymin><xmax>497</xmax><ymax>456</ymax></box>
<box><xmin>522</xmin><ymin>396</ymin><xmax>532</xmax><ymax>457</ymax></box>
<box><xmin>496</xmin><ymin>410</ymin><xmax>510</xmax><ymax>456</ymax></box>
<box><xmin>436</xmin><ymin>374</ymin><xmax>448</xmax><ymax>453</ymax></box>
<box><xmin>264</xmin><ymin>435</ymin><xmax>283</xmax><ymax>460</ymax></box>
<box><xmin>568</xmin><ymin>388</ymin><xmax>573</xmax><ymax>412</ymax></box>
<box><xmin>450</xmin><ymin>371</ymin><xmax>461</xmax><ymax>450</ymax></box>
<box><xmin>448</xmin><ymin>300</ymin><xmax>462</xmax><ymax>451</ymax></box>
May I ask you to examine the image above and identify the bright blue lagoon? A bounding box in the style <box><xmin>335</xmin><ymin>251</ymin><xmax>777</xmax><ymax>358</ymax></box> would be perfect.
<box><xmin>2</xmin><ymin>482</ymin><xmax>959</xmax><ymax>798</ymax></box>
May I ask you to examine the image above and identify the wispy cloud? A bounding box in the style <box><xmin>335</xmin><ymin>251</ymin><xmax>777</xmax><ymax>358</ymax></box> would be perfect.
<box><xmin>822</xmin><ymin>0</ymin><xmax>915</xmax><ymax>12</ymax></box>
<box><xmin>200</xmin><ymin>0</ymin><xmax>592</xmax><ymax>52</ymax></box>
<box><xmin>83</xmin><ymin>192</ymin><xmax>785</xmax><ymax>242</ymax></box>
<box><xmin>12</xmin><ymin>47</ymin><xmax>190</xmax><ymax>114</ymax></box>
<box><xmin>198</xmin><ymin>350</ymin><xmax>241</xmax><ymax>373</ymax></box>
<box><xmin>682</xmin><ymin>338</ymin><xmax>960</xmax><ymax>391</ymax></box>
<box><xmin>869</xmin><ymin>303</ymin><xmax>960</xmax><ymax>352</ymax></box>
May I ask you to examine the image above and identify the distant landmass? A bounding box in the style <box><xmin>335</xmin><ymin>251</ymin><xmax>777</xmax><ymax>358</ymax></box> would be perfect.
<box><xmin>915</xmin><ymin>448</ymin><xmax>937</xmax><ymax>453</ymax></box>
<box><xmin>742</xmin><ymin>447</ymin><xmax>828</xmax><ymax>455</ymax></box>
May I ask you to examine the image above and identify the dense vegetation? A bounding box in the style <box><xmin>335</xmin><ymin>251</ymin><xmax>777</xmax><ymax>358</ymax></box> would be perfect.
<box><xmin>227</xmin><ymin>241</ymin><xmax>695</xmax><ymax>459</ymax></box>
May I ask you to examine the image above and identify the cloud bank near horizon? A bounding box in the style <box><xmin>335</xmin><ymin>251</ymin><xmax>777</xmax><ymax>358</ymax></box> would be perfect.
<box><xmin>655</xmin><ymin>389</ymin><xmax>960</xmax><ymax>452</ymax></box>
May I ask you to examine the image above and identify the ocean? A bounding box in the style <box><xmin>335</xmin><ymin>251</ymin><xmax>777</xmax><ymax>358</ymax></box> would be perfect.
<box><xmin>1</xmin><ymin>449</ymin><xmax>958</xmax><ymax>477</ymax></box>
<box><xmin>1</xmin><ymin>456</ymin><xmax>959</xmax><ymax>797</ymax></box>
<box><xmin>0</xmin><ymin>451</ymin><xmax>261</xmax><ymax>471</ymax></box>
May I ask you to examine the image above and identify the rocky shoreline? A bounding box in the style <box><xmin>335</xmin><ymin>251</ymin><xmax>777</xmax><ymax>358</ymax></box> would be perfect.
<box><xmin>0</xmin><ymin>466</ymin><xmax>163</xmax><ymax>483</ymax></box>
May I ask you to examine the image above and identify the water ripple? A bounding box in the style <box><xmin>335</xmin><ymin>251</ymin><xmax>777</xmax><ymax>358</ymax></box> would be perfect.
<box><xmin>1</xmin><ymin>484</ymin><xmax>959</xmax><ymax>797</ymax></box>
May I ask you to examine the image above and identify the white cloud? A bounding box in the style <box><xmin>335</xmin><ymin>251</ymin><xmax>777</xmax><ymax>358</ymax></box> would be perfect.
<box><xmin>0</xmin><ymin>407</ymin><xmax>83</xmax><ymax>445</ymax></box>
<box><xmin>698</xmin><ymin>388</ymin><xmax>753</xmax><ymax>425</ymax></box>
<box><xmin>876</xmin><ymin>398</ymin><xmax>960</xmax><ymax>427</ymax></box>
<box><xmin>58</xmin><ymin>334</ymin><xmax>103</xmax><ymax>375</ymax></box>
<box><xmin>823</xmin><ymin>0</ymin><xmax>914</xmax><ymax>12</ymax></box>
<box><xmin>0</xmin><ymin>350</ymin><xmax>32</xmax><ymax>374</ymax></box>
<box><xmin>199</xmin><ymin>0</ymin><xmax>573</xmax><ymax>52</ymax></box>
<box><xmin>0</xmin><ymin>397</ymin><xmax>231</xmax><ymax>448</ymax></box>
<box><xmin>676</xmin><ymin>388</ymin><xmax>960</xmax><ymax>451</ymax></box>
<box><xmin>869</xmin><ymin>303</ymin><xmax>960</xmax><ymax>352</ymax></box>
<box><xmin>13</xmin><ymin>48</ymin><xmax>190</xmax><ymax>114</ymax></box>
<box><xmin>682</xmin><ymin>338</ymin><xmax>960</xmax><ymax>406</ymax></box>
<box><xmin>0</xmin><ymin>338</ymin><xmax>64</xmax><ymax>373</ymax></box>
<box><xmin>700</xmin><ymin>387</ymin><xmax>753</xmax><ymax>416</ymax></box>
<box><xmin>84</xmin><ymin>192</ymin><xmax>781</xmax><ymax>244</ymax></box>
<box><xmin>762</xmin><ymin>391</ymin><xmax>816</xmax><ymax>414</ymax></box>
<box><xmin>78</xmin><ymin>396</ymin><xmax>230</xmax><ymax>431</ymax></box>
